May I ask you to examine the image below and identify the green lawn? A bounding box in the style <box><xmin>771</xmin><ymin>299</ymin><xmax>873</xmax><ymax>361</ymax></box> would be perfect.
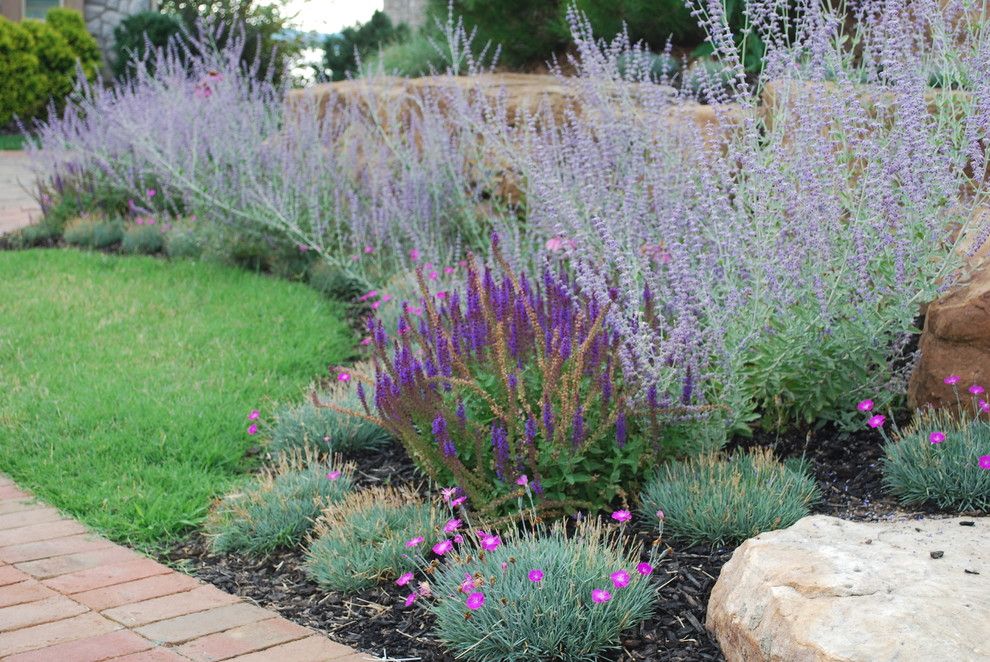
<box><xmin>0</xmin><ymin>134</ymin><xmax>26</xmax><ymax>151</ymax></box>
<box><xmin>0</xmin><ymin>250</ymin><xmax>353</xmax><ymax>549</ymax></box>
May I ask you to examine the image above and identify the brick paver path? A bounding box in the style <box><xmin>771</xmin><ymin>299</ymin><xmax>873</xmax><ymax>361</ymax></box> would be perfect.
<box><xmin>0</xmin><ymin>152</ymin><xmax>41</xmax><ymax>236</ymax></box>
<box><xmin>0</xmin><ymin>474</ymin><xmax>370</xmax><ymax>661</ymax></box>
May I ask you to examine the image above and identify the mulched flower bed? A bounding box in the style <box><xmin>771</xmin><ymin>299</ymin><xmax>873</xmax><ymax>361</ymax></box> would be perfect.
<box><xmin>163</xmin><ymin>426</ymin><xmax>918</xmax><ymax>661</ymax></box>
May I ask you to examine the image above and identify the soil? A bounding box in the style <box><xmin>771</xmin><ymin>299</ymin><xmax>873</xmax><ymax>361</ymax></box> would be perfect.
<box><xmin>162</xmin><ymin>423</ymin><xmax>919</xmax><ymax>662</ymax></box>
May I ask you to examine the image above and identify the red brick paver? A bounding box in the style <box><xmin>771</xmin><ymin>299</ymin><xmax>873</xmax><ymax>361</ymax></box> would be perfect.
<box><xmin>0</xmin><ymin>474</ymin><xmax>372</xmax><ymax>661</ymax></box>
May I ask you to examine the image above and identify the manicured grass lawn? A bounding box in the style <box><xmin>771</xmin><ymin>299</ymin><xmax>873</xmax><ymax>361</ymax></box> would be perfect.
<box><xmin>0</xmin><ymin>134</ymin><xmax>27</xmax><ymax>151</ymax></box>
<box><xmin>0</xmin><ymin>250</ymin><xmax>353</xmax><ymax>548</ymax></box>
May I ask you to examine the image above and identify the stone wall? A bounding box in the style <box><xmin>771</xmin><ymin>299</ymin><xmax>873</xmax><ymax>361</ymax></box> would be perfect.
<box><xmin>84</xmin><ymin>0</ymin><xmax>157</xmax><ymax>67</ymax></box>
<box><xmin>383</xmin><ymin>0</ymin><xmax>428</xmax><ymax>29</ymax></box>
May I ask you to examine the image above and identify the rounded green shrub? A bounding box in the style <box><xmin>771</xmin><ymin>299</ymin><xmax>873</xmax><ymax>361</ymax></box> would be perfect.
<box><xmin>429</xmin><ymin>521</ymin><xmax>659</xmax><ymax>662</ymax></box>
<box><xmin>63</xmin><ymin>215</ymin><xmax>124</xmax><ymax>249</ymax></box>
<box><xmin>368</xmin><ymin>33</ymin><xmax>447</xmax><ymax>77</ymax></box>
<box><xmin>883</xmin><ymin>410</ymin><xmax>990</xmax><ymax>512</ymax></box>
<box><xmin>271</xmin><ymin>370</ymin><xmax>391</xmax><ymax>456</ymax></box>
<box><xmin>305</xmin><ymin>487</ymin><xmax>433</xmax><ymax>593</ymax></box>
<box><xmin>14</xmin><ymin>221</ymin><xmax>60</xmax><ymax>247</ymax></box>
<box><xmin>0</xmin><ymin>18</ymin><xmax>42</xmax><ymax>126</ymax></box>
<box><xmin>307</xmin><ymin>260</ymin><xmax>373</xmax><ymax>302</ymax></box>
<box><xmin>112</xmin><ymin>11</ymin><xmax>184</xmax><ymax>80</ymax></box>
<box><xmin>121</xmin><ymin>223</ymin><xmax>165</xmax><ymax>254</ymax></box>
<box><xmin>571</xmin><ymin>0</ymin><xmax>704</xmax><ymax>48</ymax></box>
<box><xmin>639</xmin><ymin>449</ymin><xmax>820</xmax><ymax>545</ymax></box>
<box><xmin>206</xmin><ymin>455</ymin><xmax>353</xmax><ymax>555</ymax></box>
<box><xmin>45</xmin><ymin>8</ymin><xmax>101</xmax><ymax>82</ymax></box>
<box><xmin>164</xmin><ymin>222</ymin><xmax>203</xmax><ymax>259</ymax></box>
<box><xmin>21</xmin><ymin>20</ymin><xmax>76</xmax><ymax>117</ymax></box>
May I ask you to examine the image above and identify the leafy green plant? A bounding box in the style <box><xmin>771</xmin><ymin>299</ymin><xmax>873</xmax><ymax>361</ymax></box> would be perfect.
<box><xmin>324</xmin><ymin>10</ymin><xmax>410</xmax><ymax>81</ymax></box>
<box><xmin>426</xmin><ymin>0</ymin><xmax>570</xmax><ymax>68</ymax></box>
<box><xmin>367</xmin><ymin>33</ymin><xmax>447</xmax><ymax>77</ymax></box>
<box><xmin>305</xmin><ymin>487</ymin><xmax>433</xmax><ymax>592</ymax></box>
<box><xmin>344</xmin><ymin>242</ymin><xmax>723</xmax><ymax>517</ymax></box>
<box><xmin>571</xmin><ymin>0</ymin><xmax>705</xmax><ymax>48</ymax></box>
<box><xmin>882</xmin><ymin>408</ymin><xmax>990</xmax><ymax>512</ymax></box>
<box><xmin>307</xmin><ymin>260</ymin><xmax>373</xmax><ymax>302</ymax></box>
<box><xmin>0</xmin><ymin>18</ymin><xmax>42</xmax><ymax>126</ymax></box>
<box><xmin>164</xmin><ymin>220</ymin><xmax>203</xmax><ymax>259</ymax></box>
<box><xmin>428</xmin><ymin>520</ymin><xmax>658</xmax><ymax>662</ymax></box>
<box><xmin>112</xmin><ymin>11</ymin><xmax>185</xmax><ymax>79</ymax></box>
<box><xmin>639</xmin><ymin>449</ymin><xmax>820</xmax><ymax>545</ymax></box>
<box><xmin>45</xmin><ymin>8</ymin><xmax>101</xmax><ymax>82</ymax></box>
<box><xmin>14</xmin><ymin>221</ymin><xmax>61</xmax><ymax>248</ymax></box>
<box><xmin>63</xmin><ymin>216</ymin><xmax>124</xmax><ymax>249</ymax></box>
<box><xmin>121</xmin><ymin>223</ymin><xmax>165</xmax><ymax>254</ymax></box>
<box><xmin>20</xmin><ymin>19</ymin><xmax>77</xmax><ymax>116</ymax></box>
<box><xmin>270</xmin><ymin>369</ymin><xmax>391</xmax><ymax>456</ymax></box>
<box><xmin>206</xmin><ymin>453</ymin><xmax>353</xmax><ymax>555</ymax></box>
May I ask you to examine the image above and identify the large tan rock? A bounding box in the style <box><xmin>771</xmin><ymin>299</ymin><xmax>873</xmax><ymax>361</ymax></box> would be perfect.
<box><xmin>707</xmin><ymin>515</ymin><xmax>989</xmax><ymax>662</ymax></box>
<box><xmin>909</xmin><ymin>253</ymin><xmax>990</xmax><ymax>409</ymax></box>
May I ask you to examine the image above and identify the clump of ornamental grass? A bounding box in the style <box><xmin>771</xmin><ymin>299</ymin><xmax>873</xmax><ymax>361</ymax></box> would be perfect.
<box><xmin>639</xmin><ymin>449</ymin><xmax>819</xmax><ymax>546</ymax></box>
<box><xmin>305</xmin><ymin>487</ymin><xmax>435</xmax><ymax>593</ymax></box>
<box><xmin>163</xmin><ymin>219</ymin><xmax>202</xmax><ymax>259</ymax></box>
<box><xmin>270</xmin><ymin>367</ymin><xmax>391</xmax><ymax>456</ymax></box>
<box><xmin>322</xmin><ymin>236</ymin><xmax>722</xmax><ymax>518</ymax></box>
<box><xmin>864</xmin><ymin>384</ymin><xmax>990</xmax><ymax>512</ymax></box>
<box><xmin>425</xmin><ymin>519</ymin><xmax>659</xmax><ymax>662</ymax></box>
<box><xmin>206</xmin><ymin>451</ymin><xmax>353</xmax><ymax>555</ymax></box>
<box><xmin>121</xmin><ymin>222</ymin><xmax>164</xmax><ymax>254</ymax></box>
<box><xmin>63</xmin><ymin>215</ymin><xmax>124</xmax><ymax>249</ymax></box>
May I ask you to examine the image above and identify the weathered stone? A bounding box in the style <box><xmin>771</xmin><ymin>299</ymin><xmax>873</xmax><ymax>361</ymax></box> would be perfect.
<box><xmin>909</xmin><ymin>254</ymin><xmax>990</xmax><ymax>408</ymax></box>
<box><xmin>707</xmin><ymin>515</ymin><xmax>989</xmax><ymax>662</ymax></box>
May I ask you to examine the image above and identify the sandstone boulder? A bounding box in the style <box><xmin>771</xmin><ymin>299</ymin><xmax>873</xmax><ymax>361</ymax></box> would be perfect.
<box><xmin>909</xmin><ymin>253</ymin><xmax>990</xmax><ymax>409</ymax></box>
<box><xmin>707</xmin><ymin>515</ymin><xmax>989</xmax><ymax>662</ymax></box>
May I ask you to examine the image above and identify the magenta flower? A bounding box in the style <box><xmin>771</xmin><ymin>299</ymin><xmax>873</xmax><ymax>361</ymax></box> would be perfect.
<box><xmin>611</xmin><ymin>510</ymin><xmax>632</xmax><ymax>523</ymax></box>
<box><xmin>970</xmin><ymin>384</ymin><xmax>986</xmax><ymax>395</ymax></box>
<box><xmin>404</xmin><ymin>592</ymin><xmax>417</xmax><ymax>607</ymax></box>
<box><xmin>248</xmin><ymin>409</ymin><xmax>260</xmax><ymax>420</ymax></box>
<box><xmin>396</xmin><ymin>572</ymin><xmax>414</xmax><ymax>586</ymax></box>
<box><xmin>428</xmin><ymin>271</ymin><xmax>438</xmax><ymax>281</ymax></box>
<box><xmin>528</xmin><ymin>569</ymin><xmax>544</xmax><ymax>583</ymax></box>
<box><xmin>147</xmin><ymin>188</ymin><xmax>156</xmax><ymax>198</ymax></box>
<box><xmin>636</xmin><ymin>562</ymin><xmax>654</xmax><ymax>576</ymax></box>
<box><xmin>545</xmin><ymin>237</ymin><xmax>575</xmax><ymax>252</ymax></box>
<box><xmin>929</xmin><ymin>432</ymin><xmax>946</xmax><ymax>445</ymax></box>
<box><xmin>453</xmin><ymin>534</ymin><xmax>463</xmax><ymax>544</ymax></box>
<box><xmin>610</xmin><ymin>569</ymin><xmax>631</xmax><ymax>589</ymax></box>
<box><xmin>436</xmin><ymin>292</ymin><xmax>448</xmax><ymax>300</ymax></box>
<box><xmin>450</xmin><ymin>496</ymin><xmax>467</xmax><ymax>507</ymax></box>
<box><xmin>247</xmin><ymin>423</ymin><xmax>258</xmax><ymax>436</ymax></box>
<box><xmin>591</xmin><ymin>589</ymin><xmax>612</xmax><ymax>603</ymax></box>
<box><xmin>337</xmin><ymin>372</ymin><xmax>351</xmax><ymax>383</ymax></box>
<box><xmin>358</xmin><ymin>290</ymin><xmax>378</xmax><ymax>302</ymax></box>
<box><xmin>856</xmin><ymin>399</ymin><xmax>874</xmax><ymax>412</ymax></box>
<box><xmin>409</xmin><ymin>248</ymin><xmax>421</xmax><ymax>262</ymax></box>
<box><xmin>979</xmin><ymin>455</ymin><xmax>990</xmax><ymax>470</ymax></box>
<box><xmin>361</xmin><ymin>337</ymin><xmax>372</xmax><ymax>346</ymax></box>
<box><xmin>480</xmin><ymin>534</ymin><xmax>501</xmax><ymax>551</ymax></box>
<box><xmin>381</xmin><ymin>294</ymin><xmax>392</xmax><ymax>303</ymax></box>
<box><xmin>460</xmin><ymin>574</ymin><xmax>475</xmax><ymax>594</ymax></box>
<box><xmin>656</xmin><ymin>510</ymin><xmax>665</xmax><ymax>521</ymax></box>
<box><xmin>363</xmin><ymin>245</ymin><xmax>374</xmax><ymax>254</ymax></box>
<box><xmin>516</xmin><ymin>474</ymin><xmax>528</xmax><ymax>486</ymax></box>
<box><xmin>866</xmin><ymin>415</ymin><xmax>886</xmax><ymax>429</ymax></box>
<box><xmin>405</xmin><ymin>536</ymin><xmax>424</xmax><ymax>548</ymax></box>
<box><xmin>444</xmin><ymin>518</ymin><xmax>462</xmax><ymax>533</ymax></box>
<box><xmin>944</xmin><ymin>375</ymin><xmax>961</xmax><ymax>385</ymax></box>
<box><xmin>371</xmin><ymin>301</ymin><xmax>381</xmax><ymax>310</ymax></box>
<box><xmin>298</xmin><ymin>244</ymin><xmax>309</xmax><ymax>253</ymax></box>
<box><xmin>466</xmin><ymin>592</ymin><xmax>485</xmax><ymax>610</ymax></box>
<box><xmin>441</xmin><ymin>487</ymin><xmax>457</xmax><ymax>502</ymax></box>
<box><xmin>432</xmin><ymin>539</ymin><xmax>453</xmax><ymax>555</ymax></box>
<box><xmin>981</xmin><ymin>400</ymin><xmax>990</xmax><ymax>413</ymax></box>
<box><xmin>444</xmin><ymin>266</ymin><xmax>455</xmax><ymax>275</ymax></box>
<box><xmin>326</xmin><ymin>471</ymin><xmax>341</xmax><ymax>481</ymax></box>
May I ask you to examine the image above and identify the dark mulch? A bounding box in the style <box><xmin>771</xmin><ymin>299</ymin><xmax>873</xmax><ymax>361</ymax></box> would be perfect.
<box><xmin>163</xmin><ymin>425</ymin><xmax>913</xmax><ymax>661</ymax></box>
